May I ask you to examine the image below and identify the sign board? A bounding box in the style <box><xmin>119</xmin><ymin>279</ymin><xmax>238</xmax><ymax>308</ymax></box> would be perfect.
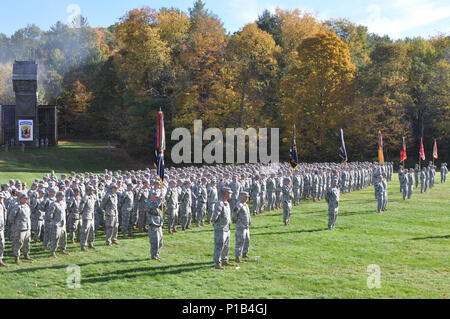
<box><xmin>18</xmin><ymin>119</ymin><xmax>33</xmax><ymax>141</ymax></box>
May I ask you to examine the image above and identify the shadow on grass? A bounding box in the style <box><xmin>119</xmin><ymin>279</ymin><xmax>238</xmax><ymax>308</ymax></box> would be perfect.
<box><xmin>410</xmin><ymin>235</ymin><xmax>450</xmax><ymax>240</ymax></box>
<box><xmin>5</xmin><ymin>257</ymin><xmax>150</xmax><ymax>274</ymax></box>
<box><xmin>81</xmin><ymin>261</ymin><xmax>213</xmax><ymax>284</ymax></box>
<box><xmin>251</xmin><ymin>228</ymin><xmax>328</xmax><ymax>236</ymax></box>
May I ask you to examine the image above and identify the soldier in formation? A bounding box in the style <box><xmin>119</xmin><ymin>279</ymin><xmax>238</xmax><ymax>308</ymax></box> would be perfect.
<box><xmin>0</xmin><ymin>161</ymin><xmax>398</xmax><ymax>265</ymax></box>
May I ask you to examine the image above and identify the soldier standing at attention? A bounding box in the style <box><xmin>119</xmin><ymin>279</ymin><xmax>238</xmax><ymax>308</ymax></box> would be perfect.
<box><xmin>375</xmin><ymin>175</ymin><xmax>384</xmax><ymax>213</ymax></box>
<box><xmin>120</xmin><ymin>183</ymin><xmax>134</xmax><ymax>238</ymax></box>
<box><xmin>398</xmin><ymin>166</ymin><xmax>404</xmax><ymax>193</ymax></box>
<box><xmin>211</xmin><ymin>187</ymin><xmax>234</xmax><ymax>270</ymax></box>
<box><xmin>31</xmin><ymin>190</ymin><xmax>46</xmax><ymax>243</ymax></box>
<box><xmin>145</xmin><ymin>191</ymin><xmax>164</xmax><ymax>260</ymax></box>
<box><xmin>10</xmin><ymin>193</ymin><xmax>34</xmax><ymax>264</ymax></box>
<box><xmin>266</xmin><ymin>173</ymin><xmax>276</xmax><ymax>211</ymax></box>
<box><xmin>196</xmin><ymin>178</ymin><xmax>208</xmax><ymax>227</ymax></box>
<box><xmin>137</xmin><ymin>181</ymin><xmax>150</xmax><ymax>232</ymax></box>
<box><xmin>312</xmin><ymin>171</ymin><xmax>319</xmax><ymax>202</ymax></box>
<box><xmin>49</xmin><ymin>191</ymin><xmax>70</xmax><ymax>258</ymax></box>
<box><xmin>207</xmin><ymin>180</ymin><xmax>218</xmax><ymax>224</ymax></box>
<box><xmin>325</xmin><ymin>177</ymin><xmax>340</xmax><ymax>230</ymax></box>
<box><xmin>0</xmin><ymin>193</ymin><xmax>7</xmax><ymax>267</ymax></box>
<box><xmin>401</xmin><ymin>169</ymin><xmax>409</xmax><ymax>200</ymax></box>
<box><xmin>42</xmin><ymin>188</ymin><xmax>57</xmax><ymax>250</ymax></box>
<box><xmin>79</xmin><ymin>186</ymin><xmax>96</xmax><ymax>251</ymax></box>
<box><xmin>275</xmin><ymin>173</ymin><xmax>283</xmax><ymax>209</ymax></box>
<box><xmin>292</xmin><ymin>171</ymin><xmax>300</xmax><ymax>206</ymax></box>
<box><xmin>232</xmin><ymin>191</ymin><xmax>251</xmax><ymax>263</ymax></box>
<box><xmin>165</xmin><ymin>180</ymin><xmax>179</xmax><ymax>234</ymax></box>
<box><xmin>250</xmin><ymin>175</ymin><xmax>261</xmax><ymax>216</ymax></box>
<box><xmin>102</xmin><ymin>184</ymin><xmax>119</xmax><ymax>246</ymax></box>
<box><xmin>282</xmin><ymin>177</ymin><xmax>294</xmax><ymax>226</ymax></box>
<box><xmin>420</xmin><ymin>167</ymin><xmax>427</xmax><ymax>193</ymax></box>
<box><xmin>67</xmin><ymin>188</ymin><xmax>82</xmax><ymax>244</ymax></box>
<box><xmin>414</xmin><ymin>164</ymin><xmax>420</xmax><ymax>188</ymax></box>
<box><xmin>407</xmin><ymin>169</ymin><xmax>414</xmax><ymax>199</ymax></box>
<box><xmin>229</xmin><ymin>176</ymin><xmax>241</xmax><ymax>213</ymax></box>
<box><xmin>180</xmin><ymin>181</ymin><xmax>192</xmax><ymax>231</ymax></box>
<box><xmin>381</xmin><ymin>173</ymin><xmax>388</xmax><ymax>211</ymax></box>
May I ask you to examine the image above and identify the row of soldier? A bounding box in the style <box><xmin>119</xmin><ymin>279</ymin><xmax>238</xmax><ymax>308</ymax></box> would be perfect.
<box><xmin>398</xmin><ymin>162</ymin><xmax>447</xmax><ymax>199</ymax></box>
<box><xmin>0</xmin><ymin>161</ymin><xmax>394</xmax><ymax>267</ymax></box>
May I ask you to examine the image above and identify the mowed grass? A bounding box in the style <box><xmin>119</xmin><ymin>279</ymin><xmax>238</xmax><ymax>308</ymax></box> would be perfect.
<box><xmin>0</xmin><ymin>140</ymin><xmax>146</xmax><ymax>184</ymax></box>
<box><xmin>0</xmin><ymin>142</ymin><xmax>449</xmax><ymax>298</ymax></box>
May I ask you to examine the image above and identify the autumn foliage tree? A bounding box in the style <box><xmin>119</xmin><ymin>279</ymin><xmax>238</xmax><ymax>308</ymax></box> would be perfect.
<box><xmin>281</xmin><ymin>31</ymin><xmax>356</xmax><ymax>161</ymax></box>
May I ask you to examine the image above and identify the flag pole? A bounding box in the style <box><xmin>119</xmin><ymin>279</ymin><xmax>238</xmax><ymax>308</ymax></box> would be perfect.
<box><xmin>161</xmin><ymin>179</ymin><xmax>164</xmax><ymax>220</ymax></box>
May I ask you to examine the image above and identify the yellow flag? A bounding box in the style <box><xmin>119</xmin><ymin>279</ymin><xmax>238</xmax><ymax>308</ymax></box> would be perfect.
<box><xmin>378</xmin><ymin>131</ymin><xmax>384</xmax><ymax>163</ymax></box>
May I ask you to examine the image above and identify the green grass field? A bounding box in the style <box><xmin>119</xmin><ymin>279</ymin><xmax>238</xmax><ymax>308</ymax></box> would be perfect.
<box><xmin>0</xmin><ymin>141</ymin><xmax>448</xmax><ymax>298</ymax></box>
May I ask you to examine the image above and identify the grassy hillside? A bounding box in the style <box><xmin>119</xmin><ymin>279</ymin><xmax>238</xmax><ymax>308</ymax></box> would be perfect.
<box><xmin>0</xmin><ymin>150</ymin><xmax>448</xmax><ymax>298</ymax></box>
<box><xmin>0</xmin><ymin>140</ymin><xmax>147</xmax><ymax>184</ymax></box>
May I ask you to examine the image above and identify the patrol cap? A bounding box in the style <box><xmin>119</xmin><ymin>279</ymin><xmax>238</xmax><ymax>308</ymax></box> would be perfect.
<box><xmin>56</xmin><ymin>191</ymin><xmax>65</xmax><ymax>197</ymax></box>
<box><xmin>38</xmin><ymin>189</ymin><xmax>45</xmax><ymax>194</ymax></box>
<box><xmin>239</xmin><ymin>191</ymin><xmax>249</xmax><ymax>197</ymax></box>
<box><xmin>222</xmin><ymin>186</ymin><xmax>232</xmax><ymax>194</ymax></box>
<box><xmin>110</xmin><ymin>183</ymin><xmax>118</xmax><ymax>189</ymax></box>
<box><xmin>86</xmin><ymin>185</ymin><xmax>93</xmax><ymax>191</ymax></box>
<box><xmin>19</xmin><ymin>192</ymin><xmax>28</xmax><ymax>199</ymax></box>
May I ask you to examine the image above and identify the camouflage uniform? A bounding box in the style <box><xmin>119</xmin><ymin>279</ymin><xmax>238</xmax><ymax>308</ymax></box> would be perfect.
<box><xmin>9</xmin><ymin>201</ymin><xmax>32</xmax><ymax>257</ymax></box>
<box><xmin>48</xmin><ymin>199</ymin><xmax>67</xmax><ymax>254</ymax></box>
<box><xmin>282</xmin><ymin>180</ymin><xmax>293</xmax><ymax>225</ymax></box>
<box><xmin>232</xmin><ymin>197</ymin><xmax>250</xmax><ymax>258</ymax></box>
<box><xmin>325</xmin><ymin>184</ymin><xmax>339</xmax><ymax>230</ymax></box>
<box><xmin>145</xmin><ymin>197</ymin><xmax>163</xmax><ymax>259</ymax></box>
<box><xmin>80</xmin><ymin>193</ymin><xmax>96</xmax><ymax>248</ymax></box>
<box><xmin>102</xmin><ymin>191</ymin><xmax>119</xmax><ymax>245</ymax></box>
<box><xmin>211</xmin><ymin>198</ymin><xmax>231</xmax><ymax>264</ymax></box>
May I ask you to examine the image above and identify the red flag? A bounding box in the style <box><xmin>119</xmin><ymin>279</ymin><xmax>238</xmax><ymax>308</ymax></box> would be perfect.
<box><xmin>433</xmin><ymin>139</ymin><xmax>438</xmax><ymax>159</ymax></box>
<box><xmin>400</xmin><ymin>136</ymin><xmax>407</xmax><ymax>162</ymax></box>
<box><xmin>419</xmin><ymin>138</ymin><xmax>425</xmax><ymax>161</ymax></box>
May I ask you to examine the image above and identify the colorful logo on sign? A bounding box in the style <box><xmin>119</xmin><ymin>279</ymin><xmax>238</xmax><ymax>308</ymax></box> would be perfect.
<box><xmin>18</xmin><ymin>120</ymin><xmax>33</xmax><ymax>141</ymax></box>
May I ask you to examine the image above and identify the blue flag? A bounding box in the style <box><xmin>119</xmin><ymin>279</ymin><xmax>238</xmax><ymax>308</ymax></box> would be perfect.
<box><xmin>339</xmin><ymin>128</ymin><xmax>348</xmax><ymax>163</ymax></box>
<box><xmin>289</xmin><ymin>125</ymin><xmax>299</xmax><ymax>170</ymax></box>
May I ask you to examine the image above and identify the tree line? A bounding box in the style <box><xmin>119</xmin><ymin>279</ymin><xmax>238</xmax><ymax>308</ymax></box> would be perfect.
<box><xmin>0</xmin><ymin>0</ymin><xmax>448</xmax><ymax>165</ymax></box>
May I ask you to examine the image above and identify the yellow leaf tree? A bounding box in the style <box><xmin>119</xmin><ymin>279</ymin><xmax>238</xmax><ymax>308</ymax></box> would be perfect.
<box><xmin>280</xmin><ymin>31</ymin><xmax>356</xmax><ymax>161</ymax></box>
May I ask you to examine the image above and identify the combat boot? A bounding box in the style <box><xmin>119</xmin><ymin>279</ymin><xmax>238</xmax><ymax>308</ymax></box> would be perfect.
<box><xmin>24</xmin><ymin>254</ymin><xmax>33</xmax><ymax>261</ymax></box>
<box><xmin>60</xmin><ymin>250</ymin><xmax>69</xmax><ymax>255</ymax></box>
<box><xmin>88</xmin><ymin>243</ymin><xmax>95</xmax><ymax>250</ymax></box>
<box><xmin>172</xmin><ymin>228</ymin><xmax>178</xmax><ymax>233</ymax></box>
<box><xmin>214</xmin><ymin>263</ymin><xmax>224</xmax><ymax>270</ymax></box>
<box><xmin>51</xmin><ymin>252</ymin><xmax>57</xmax><ymax>258</ymax></box>
<box><xmin>235</xmin><ymin>257</ymin><xmax>244</xmax><ymax>263</ymax></box>
<box><xmin>242</xmin><ymin>253</ymin><xmax>249</xmax><ymax>259</ymax></box>
<box><xmin>0</xmin><ymin>259</ymin><xmax>7</xmax><ymax>267</ymax></box>
<box><xmin>112</xmin><ymin>241</ymin><xmax>119</xmax><ymax>245</ymax></box>
<box><xmin>81</xmin><ymin>246</ymin><xmax>87</xmax><ymax>251</ymax></box>
<box><xmin>128</xmin><ymin>231</ymin><xmax>133</xmax><ymax>237</ymax></box>
<box><xmin>222</xmin><ymin>261</ymin><xmax>234</xmax><ymax>267</ymax></box>
<box><xmin>14</xmin><ymin>256</ymin><xmax>20</xmax><ymax>264</ymax></box>
<box><xmin>122</xmin><ymin>232</ymin><xmax>128</xmax><ymax>239</ymax></box>
<box><xmin>168</xmin><ymin>229</ymin><xmax>172</xmax><ymax>234</ymax></box>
